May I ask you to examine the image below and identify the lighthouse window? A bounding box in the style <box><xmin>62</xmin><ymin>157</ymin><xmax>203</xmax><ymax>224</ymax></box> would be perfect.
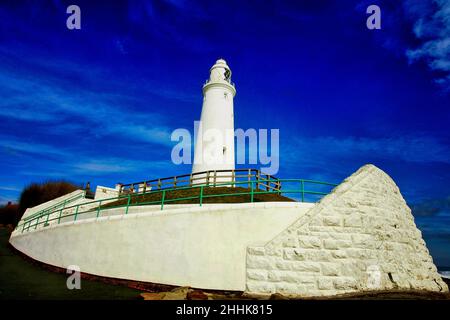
<box><xmin>223</xmin><ymin>146</ymin><xmax>226</xmax><ymax>155</ymax></box>
<box><xmin>224</xmin><ymin>69</ymin><xmax>231</xmax><ymax>80</ymax></box>
<box><xmin>224</xmin><ymin>92</ymin><xmax>228</xmax><ymax>99</ymax></box>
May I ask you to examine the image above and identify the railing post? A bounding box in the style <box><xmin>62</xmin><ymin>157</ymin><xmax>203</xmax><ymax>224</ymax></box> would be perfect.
<box><xmin>158</xmin><ymin>179</ymin><xmax>162</xmax><ymax>190</ymax></box>
<box><xmin>45</xmin><ymin>212</ymin><xmax>50</xmax><ymax>226</ymax></box>
<box><xmin>256</xmin><ymin>171</ymin><xmax>260</xmax><ymax>190</ymax></box>
<box><xmin>161</xmin><ymin>190</ymin><xmax>166</xmax><ymax>210</ymax></box>
<box><xmin>213</xmin><ymin>171</ymin><xmax>217</xmax><ymax>187</ymax></box>
<box><xmin>248</xmin><ymin>169</ymin><xmax>251</xmax><ymax>189</ymax></box>
<box><xmin>301</xmin><ymin>180</ymin><xmax>305</xmax><ymax>202</ymax></box>
<box><xmin>74</xmin><ymin>205</ymin><xmax>79</xmax><ymax>221</ymax></box>
<box><xmin>250</xmin><ymin>182</ymin><xmax>254</xmax><ymax>203</ymax></box>
<box><xmin>58</xmin><ymin>208</ymin><xmax>62</xmax><ymax>224</ymax></box>
<box><xmin>96</xmin><ymin>201</ymin><xmax>102</xmax><ymax>218</ymax></box>
<box><xmin>34</xmin><ymin>216</ymin><xmax>39</xmax><ymax>229</ymax></box>
<box><xmin>125</xmin><ymin>194</ymin><xmax>131</xmax><ymax>214</ymax></box>
<box><xmin>206</xmin><ymin>171</ymin><xmax>210</xmax><ymax>186</ymax></box>
<box><xmin>199</xmin><ymin>186</ymin><xmax>203</xmax><ymax>207</ymax></box>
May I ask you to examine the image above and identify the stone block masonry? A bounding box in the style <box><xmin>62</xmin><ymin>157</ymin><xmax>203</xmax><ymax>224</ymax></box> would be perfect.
<box><xmin>245</xmin><ymin>164</ymin><xmax>448</xmax><ymax>297</ymax></box>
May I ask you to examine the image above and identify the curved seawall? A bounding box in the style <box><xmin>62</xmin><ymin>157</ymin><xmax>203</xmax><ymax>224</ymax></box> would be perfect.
<box><xmin>10</xmin><ymin>165</ymin><xmax>447</xmax><ymax>297</ymax></box>
<box><xmin>9</xmin><ymin>202</ymin><xmax>313</xmax><ymax>291</ymax></box>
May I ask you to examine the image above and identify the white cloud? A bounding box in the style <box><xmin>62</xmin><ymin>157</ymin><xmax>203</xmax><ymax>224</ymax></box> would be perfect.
<box><xmin>282</xmin><ymin>134</ymin><xmax>450</xmax><ymax>173</ymax></box>
<box><xmin>0</xmin><ymin>67</ymin><xmax>177</xmax><ymax>148</ymax></box>
<box><xmin>0</xmin><ymin>136</ymin><xmax>71</xmax><ymax>157</ymax></box>
<box><xmin>0</xmin><ymin>135</ymin><xmax>172</xmax><ymax>177</ymax></box>
<box><xmin>0</xmin><ymin>186</ymin><xmax>21</xmax><ymax>192</ymax></box>
<box><xmin>0</xmin><ymin>47</ymin><xmax>198</xmax><ymax>148</ymax></box>
<box><xmin>405</xmin><ymin>0</ymin><xmax>450</xmax><ymax>89</ymax></box>
<box><xmin>71</xmin><ymin>157</ymin><xmax>168</xmax><ymax>174</ymax></box>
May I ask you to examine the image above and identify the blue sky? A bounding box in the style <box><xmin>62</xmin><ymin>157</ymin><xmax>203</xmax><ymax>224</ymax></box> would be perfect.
<box><xmin>0</xmin><ymin>0</ymin><xmax>449</xmax><ymax>265</ymax></box>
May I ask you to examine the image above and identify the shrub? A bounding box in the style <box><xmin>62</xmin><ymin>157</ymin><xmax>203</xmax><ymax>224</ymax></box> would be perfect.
<box><xmin>0</xmin><ymin>202</ymin><xmax>20</xmax><ymax>225</ymax></box>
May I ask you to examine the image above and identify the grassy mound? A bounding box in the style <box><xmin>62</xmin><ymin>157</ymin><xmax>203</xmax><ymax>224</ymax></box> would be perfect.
<box><xmin>103</xmin><ymin>186</ymin><xmax>294</xmax><ymax>208</ymax></box>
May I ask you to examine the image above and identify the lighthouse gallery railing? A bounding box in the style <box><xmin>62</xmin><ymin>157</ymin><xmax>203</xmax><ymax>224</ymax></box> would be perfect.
<box><xmin>117</xmin><ymin>168</ymin><xmax>281</xmax><ymax>194</ymax></box>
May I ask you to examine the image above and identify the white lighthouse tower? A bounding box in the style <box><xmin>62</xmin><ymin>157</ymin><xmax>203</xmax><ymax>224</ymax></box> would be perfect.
<box><xmin>192</xmin><ymin>59</ymin><xmax>236</xmax><ymax>184</ymax></box>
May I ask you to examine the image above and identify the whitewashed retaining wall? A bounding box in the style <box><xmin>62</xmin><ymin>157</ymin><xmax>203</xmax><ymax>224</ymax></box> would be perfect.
<box><xmin>245</xmin><ymin>165</ymin><xmax>448</xmax><ymax>297</ymax></box>
<box><xmin>21</xmin><ymin>190</ymin><xmax>85</xmax><ymax>220</ymax></box>
<box><xmin>94</xmin><ymin>186</ymin><xmax>120</xmax><ymax>200</ymax></box>
<box><xmin>10</xmin><ymin>202</ymin><xmax>313</xmax><ymax>291</ymax></box>
<box><xmin>17</xmin><ymin>186</ymin><xmax>122</xmax><ymax>232</ymax></box>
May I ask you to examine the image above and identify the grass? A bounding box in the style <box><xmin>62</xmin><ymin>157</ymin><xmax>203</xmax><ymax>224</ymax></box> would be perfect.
<box><xmin>102</xmin><ymin>186</ymin><xmax>295</xmax><ymax>209</ymax></box>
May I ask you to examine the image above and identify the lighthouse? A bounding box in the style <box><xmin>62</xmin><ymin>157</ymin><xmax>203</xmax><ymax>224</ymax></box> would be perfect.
<box><xmin>192</xmin><ymin>59</ymin><xmax>236</xmax><ymax>183</ymax></box>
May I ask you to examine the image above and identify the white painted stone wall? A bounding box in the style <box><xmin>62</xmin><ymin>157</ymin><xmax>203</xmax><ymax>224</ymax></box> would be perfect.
<box><xmin>10</xmin><ymin>202</ymin><xmax>313</xmax><ymax>291</ymax></box>
<box><xmin>94</xmin><ymin>186</ymin><xmax>120</xmax><ymax>200</ymax></box>
<box><xmin>245</xmin><ymin>165</ymin><xmax>448</xmax><ymax>297</ymax></box>
<box><xmin>17</xmin><ymin>187</ymin><xmax>120</xmax><ymax>232</ymax></box>
<box><xmin>21</xmin><ymin>190</ymin><xmax>85</xmax><ymax>220</ymax></box>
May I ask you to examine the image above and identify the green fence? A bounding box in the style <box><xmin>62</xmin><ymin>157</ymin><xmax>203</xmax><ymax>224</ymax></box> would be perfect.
<box><xmin>20</xmin><ymin>191</ymin><xmax>86</xmax><ymax>224</ymax></box>
<box><xmin>15</xmin><ymin>178</ymin><xmax>337</xmax><ymax>234</ymax></box>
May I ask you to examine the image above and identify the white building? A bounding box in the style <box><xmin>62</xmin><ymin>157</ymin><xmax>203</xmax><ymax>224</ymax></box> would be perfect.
<box><xmin>191</xmin><ymin>59</ymin><xmax>236</xmax><ymax>184</ymax></box>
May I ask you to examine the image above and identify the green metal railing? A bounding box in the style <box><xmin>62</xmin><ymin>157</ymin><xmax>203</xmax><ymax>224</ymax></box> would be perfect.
<box><xmin>17</xmin><ymin>191</ymin><xmax>86</xmax><ymax>229</ymax></box>
<box><xmin>14</xmin><ymin>178</ymin><xmax>337</xmax><ymax>234</ymax></box>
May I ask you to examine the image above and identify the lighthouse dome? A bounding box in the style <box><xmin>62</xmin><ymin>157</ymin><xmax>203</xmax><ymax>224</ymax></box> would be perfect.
<box><xmin>208</xmin><ymin>58</ymin><xmax>233</xmax><ymax>85</ymax></box>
